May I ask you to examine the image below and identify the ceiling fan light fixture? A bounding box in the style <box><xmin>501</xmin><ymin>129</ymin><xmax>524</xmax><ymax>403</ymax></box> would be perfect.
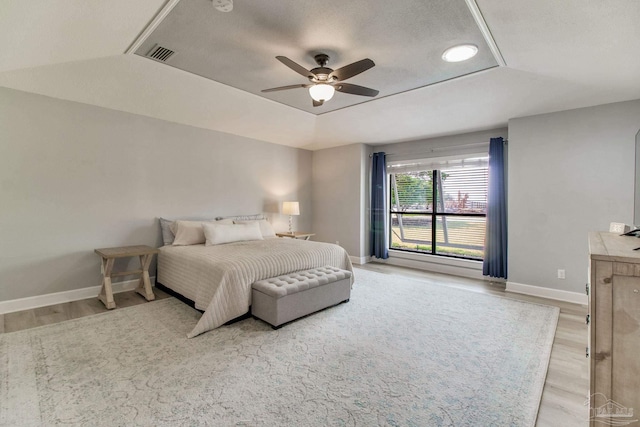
<box><xmin>442</xmin><ymin>44</ymin><xmax>478</xmax><ymax>62</ymax></box>
<box><xmin>309</xmin><ymin>84</ymin><xmax>335</xmax><ymax>102</ymax></box>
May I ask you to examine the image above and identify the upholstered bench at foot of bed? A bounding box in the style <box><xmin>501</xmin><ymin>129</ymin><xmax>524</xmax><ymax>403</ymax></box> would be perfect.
<box><xmin>251</xmin><ymin>266</ymin><xmax>352</xmax><ymax>329</ymax></box>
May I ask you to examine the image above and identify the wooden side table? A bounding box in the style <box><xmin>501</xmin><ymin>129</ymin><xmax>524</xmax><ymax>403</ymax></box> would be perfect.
<box><xmin>94</xmin><ymin>245</ymin><xmax>159</xmax><ymax>309</ymax></box>
<box><xmin>276</xmin><ymin>232</ymin><xmax>315</xmax><ymax>241</ymax></box>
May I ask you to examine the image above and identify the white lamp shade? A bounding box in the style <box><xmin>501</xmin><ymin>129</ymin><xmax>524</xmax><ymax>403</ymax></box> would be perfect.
<box><xmin>308</xmin><ymin>84</ymin><xmax>335</xmax><ymax>102</ymax></box>
<box><xmin>282</xmin><ymin>201</ymin><xmax>300</xmax><ymax>216</ymax></box>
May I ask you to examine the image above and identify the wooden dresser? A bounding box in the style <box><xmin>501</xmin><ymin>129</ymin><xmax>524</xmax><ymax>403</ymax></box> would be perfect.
<box><xmin>588</xmin><ymin>231</ymin><xmax>640</xmax><ymax>426</ymax></box>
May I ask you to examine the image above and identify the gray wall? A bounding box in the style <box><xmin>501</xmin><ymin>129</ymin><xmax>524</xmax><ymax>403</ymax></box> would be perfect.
<box><xmin>0</xmin><ymin>87</ymin><xmax>312</xmax><ymax>302</ymax></box>
<box><xmin>374</xmin><ymin>128</ymin><xmax>508</xmax><ymax>163</ymax></box>
<box><xmin>508</xmin><ymin>99</ymin><xmax>640</xmax><ymax>293</ymax></box>
<box><xmin>312</xmin><ymin>143</ymin><xmax>369</xmax><ymax>260</ymax></box>
<box><xmin>4</xmin><ymin>84</ymin><xmax>639</xmax><ymax>302</ymax></box>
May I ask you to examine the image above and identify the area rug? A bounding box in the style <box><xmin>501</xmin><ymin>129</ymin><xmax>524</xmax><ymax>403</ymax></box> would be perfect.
<box><xmin>0</xmin><ymin>268</ymin><xmax>559</xmax><ymax>426</ymax></box>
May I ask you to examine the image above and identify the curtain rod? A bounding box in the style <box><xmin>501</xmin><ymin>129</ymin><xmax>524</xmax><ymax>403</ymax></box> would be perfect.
<box><xmin>369</xmin><ymin>140</ymin><xmax>507</xmax><ymax>158</ymax></box>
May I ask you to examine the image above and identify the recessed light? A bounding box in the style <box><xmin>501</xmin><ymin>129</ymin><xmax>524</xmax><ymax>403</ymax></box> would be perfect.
<box><xmin>442</xmin><ymin>44</ymin><xmax>478</xmax><ymax>62</ymax></box>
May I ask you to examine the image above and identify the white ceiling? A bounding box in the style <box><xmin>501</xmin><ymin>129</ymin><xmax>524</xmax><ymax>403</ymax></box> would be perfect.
<box><xmin>1</xmin><ymin>0</ymin><xmax>639</xmax><ymax>151</ymax></box>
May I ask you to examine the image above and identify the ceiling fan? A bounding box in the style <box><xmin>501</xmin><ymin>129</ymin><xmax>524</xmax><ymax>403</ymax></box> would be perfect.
<box><xmin>262</xmin><ymin>54</ymin><xmax>379</xmax><ymax>107</ymax></box>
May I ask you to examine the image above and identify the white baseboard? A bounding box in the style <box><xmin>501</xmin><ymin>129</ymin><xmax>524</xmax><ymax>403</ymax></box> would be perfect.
<box><xmin>349</xmin><ymin>255</ymin><xmax>372</xmax><ymax>265</ymax></box>
<box><xmin>506</xmin><ymin>281</ymin><xmax>587</xmax><ymax>305</ymax></box>
<box><xmin>0</xmin><ymin>277</ymin><xmax>155</xmax><ymax>315</ymax></box>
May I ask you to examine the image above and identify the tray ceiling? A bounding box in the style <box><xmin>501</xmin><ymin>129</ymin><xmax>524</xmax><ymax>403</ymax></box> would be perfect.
<box><xmin>2</xmin><ymin>0</ymin><xmax>638</xmax><ymax>150</ymax></box>
<box><xmin>132</xmin><ymin>0</ymin><xmax>500</xmax><ymax>114</ymax></box>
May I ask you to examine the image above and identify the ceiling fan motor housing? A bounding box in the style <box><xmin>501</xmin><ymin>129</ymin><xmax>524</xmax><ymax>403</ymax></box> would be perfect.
<box><xmin>310</xmin><ymin>54</ymin><xmax>333</xmax><ymax>82</ymax></box>
<box><xmin>310</xmin><ymin>68</ymin><xmax>333</xmax><ymax>82</ymax></box>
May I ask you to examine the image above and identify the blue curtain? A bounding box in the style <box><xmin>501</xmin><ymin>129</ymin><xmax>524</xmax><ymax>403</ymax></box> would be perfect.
<box><xmin>483</xmin><ymin>137</ymin><xmax>508</xmax><ymax>278</ymax></box>
<box><xmin>371</xmin><ymin>152</ymin><xmax>388</xmax><ymax>259</ymax></box>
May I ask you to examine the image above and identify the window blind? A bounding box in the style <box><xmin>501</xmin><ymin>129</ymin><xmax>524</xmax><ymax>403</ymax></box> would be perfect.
<box><xmin>389</xmin><ymin>152</ymin><xmax>489</xmax><ymax>261</ymax></box>
<box><xmin>387</xmin><ymin>153</ymin><xmax>489</xmax><ymax>175</ymax></box>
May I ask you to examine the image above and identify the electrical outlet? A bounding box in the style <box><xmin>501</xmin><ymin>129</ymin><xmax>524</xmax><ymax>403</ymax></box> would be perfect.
<box><xmin>336</xmin><ymin>241</ymin><xmax>340</xmax><ymax>246</ymax></box>
<box><xmin>557</xmin><ymin>269</ymin><xmax>565</xmax><ymax>279</ymax></box>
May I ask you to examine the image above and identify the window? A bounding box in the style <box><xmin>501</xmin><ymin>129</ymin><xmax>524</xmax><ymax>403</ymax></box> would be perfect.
<box><xmin>389</xmin><ymin>156</ymin><xmax>488</xmax><ymax>260</ymax></box>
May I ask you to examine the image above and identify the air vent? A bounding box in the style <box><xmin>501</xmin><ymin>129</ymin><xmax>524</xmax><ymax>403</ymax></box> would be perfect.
<box><xmin>146</xmin><ymin>45</ymin><xmax>175</xmax><ymax>62</ymax></box>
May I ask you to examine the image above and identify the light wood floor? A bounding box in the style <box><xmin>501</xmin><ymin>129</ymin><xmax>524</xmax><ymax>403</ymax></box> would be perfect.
<box><xmin>0</xmin><ymin>287</ymin><xmax>173</xmax><ymax>333</ymax></box>
<box><xmin>0</xmin><ymin>264</ymin><xmax>588</xmax><ymax>426</ymax></box>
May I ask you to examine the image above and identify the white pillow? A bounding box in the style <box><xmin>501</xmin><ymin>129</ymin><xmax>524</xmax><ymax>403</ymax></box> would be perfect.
<box><xmin>234</xmin><ymin>219</ymin><xmax>276</xmax><ymax>239</ymax></box>
<box><xmin>203</xmin><ymin>222</ymin><xmax>264</xmax><ymax>246</ymax></box>
<box><xmin>171</xmin><ymin>220</ymin><xmax>212</xmax><ymax>246</ymax></box>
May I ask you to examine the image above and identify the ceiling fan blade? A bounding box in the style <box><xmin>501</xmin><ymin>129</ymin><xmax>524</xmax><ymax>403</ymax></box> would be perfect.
<box><xmin>312</xmin><ymin>99</ymin><xmax>324</xmax><ymax>107</ymax></box>
<box><xmin>276</xmin><ymin>56</ymin><xmax>316</xmax><ymax>79</ymax></box>
<box><xmin>335</xmin><ymin>83</ymin><xmax>379</xmax><ymax>97</ymax></box>
<box><xmin>329</xmin><ymin>58</ymin><xmax>375</xmax><ymax>81</ymax></box>
<box><xmin>261</xmin><ymin>84</ymin><xmax>309</xmax><ymax>93</ymax></box>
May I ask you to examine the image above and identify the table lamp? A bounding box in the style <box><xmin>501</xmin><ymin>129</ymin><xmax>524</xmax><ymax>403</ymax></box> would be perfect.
<box><xmin>282</xmin><ymin>201</ymin><xmax>300</xmax><ymax>233</ymax></box>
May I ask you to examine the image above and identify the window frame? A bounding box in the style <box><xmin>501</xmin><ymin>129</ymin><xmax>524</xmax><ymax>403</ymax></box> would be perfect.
<box><xmin>388</xmin><ymin>167</ymin><xmax>488</xmax><ymax>261</ymax></box>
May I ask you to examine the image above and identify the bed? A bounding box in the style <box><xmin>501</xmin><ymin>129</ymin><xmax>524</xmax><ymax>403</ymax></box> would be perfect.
<box><xmin>157</xmin><ymin>237</ymin><xmax>353</xmax><ymax>337</ymax></box>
